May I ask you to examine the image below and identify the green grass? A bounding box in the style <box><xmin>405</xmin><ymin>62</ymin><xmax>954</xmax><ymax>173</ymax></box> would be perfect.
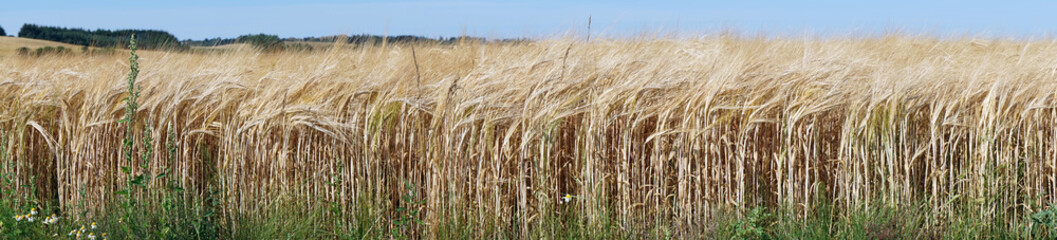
<box><xmin>707</xmin><ymin>198</ymin><xmax>1057</xmax><ymax>240</ymax></box>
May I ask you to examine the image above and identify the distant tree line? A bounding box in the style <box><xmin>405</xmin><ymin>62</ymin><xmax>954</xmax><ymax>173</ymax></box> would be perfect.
<box><xmin>0</xmin><ymin>25</ymin><xmax>6</xmax><ymax>36</ymax></box>
<box><xmin>180</xmin><ymin>37</ymin><xmax>236</xmax><ymax>46</ymax></box>
<box><xmin>17</xmin><ymin>24</ymin><xmax>185</xmax><ymax>50</ymax></box>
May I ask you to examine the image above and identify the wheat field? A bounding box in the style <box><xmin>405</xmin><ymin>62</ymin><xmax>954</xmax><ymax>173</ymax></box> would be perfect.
<box><xmin>2</xmin><ymin>35</ymin><xmax>1056</xmax><ymax>238</ymax></box>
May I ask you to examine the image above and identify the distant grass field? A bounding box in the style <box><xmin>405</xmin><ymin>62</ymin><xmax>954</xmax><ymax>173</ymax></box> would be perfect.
<box><xmin>1</xmin><ymin>35</ymin><xmax>1057</xmax><ymax>239</ymax></box>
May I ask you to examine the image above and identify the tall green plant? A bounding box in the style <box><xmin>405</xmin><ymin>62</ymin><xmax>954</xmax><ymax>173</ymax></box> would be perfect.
<box><xmin>117</xmin><ymin>34</ymin><xmax>142</xmax><ymax>208</ymax></box>
<box><xmin>107</xmin><ymin>35</ymin><xmax>218</xmax><ymax>239</ymax></box>
<box><xmin>113</xmin><ymin>34</ymin><xmax>162</xmax><ymax>238</ymax></box>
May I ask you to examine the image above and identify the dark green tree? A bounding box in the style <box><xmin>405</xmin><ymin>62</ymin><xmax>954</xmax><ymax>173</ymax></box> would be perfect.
<box><xmin>0</xmin><ymin>25</ymin><xmax>6</xmax><ymax>36</ymax></box>
<box><xmin>17</xmin><ymin>24</ymin><xmax>185</xmax><ymax>50</ymax></box>
<box><xmin>236</xmin><ymin>33</ymin><xmax>284</xmax><ymax>52</ymax></box>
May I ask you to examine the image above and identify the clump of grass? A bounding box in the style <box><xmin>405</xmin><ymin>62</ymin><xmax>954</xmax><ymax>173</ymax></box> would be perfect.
<box><xmin>15</xmin><ymin>46</ymin><xmax>74</xmax><ymax>57</ymax></box>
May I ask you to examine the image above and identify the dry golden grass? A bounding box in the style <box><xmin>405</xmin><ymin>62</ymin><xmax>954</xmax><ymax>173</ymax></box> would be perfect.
<box><xmin>1</xmin><ymin>35</ymin><xmax>1055</xmax><ymax>236</ymax></box>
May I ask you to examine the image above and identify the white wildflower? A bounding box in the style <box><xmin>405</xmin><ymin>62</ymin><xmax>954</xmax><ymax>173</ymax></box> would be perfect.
<box><xmin>45</xmin><ymin>214</ymin><xmax>60</xmax><ymax>224</ymax></box>
<box><xmin>561</xmin><ymin>194</ymin><xmax>573</xmax><ymax>204</ymax></box>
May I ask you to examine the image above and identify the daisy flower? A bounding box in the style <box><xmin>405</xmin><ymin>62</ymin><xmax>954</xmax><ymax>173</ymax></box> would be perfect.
<box><xmin>561</xmin><ymin>194</ymin><xmax>573</xmax><ymax>204</ymax></box>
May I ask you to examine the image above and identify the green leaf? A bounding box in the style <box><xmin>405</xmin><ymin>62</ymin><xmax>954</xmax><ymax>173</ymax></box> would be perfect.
<box><xmin>121</xmin><ymin>166</ymin><xmax>132</xmax><ymax>173</ymax></box>
<box><xmin>131</xmin><ymin>174</ymin><xmax>146</xmax><ymax>186</ymax></box>
<box><xmin>115</xmin><ymin>189</ymin><xmax>129</xmax><ymax>195</ymax></box>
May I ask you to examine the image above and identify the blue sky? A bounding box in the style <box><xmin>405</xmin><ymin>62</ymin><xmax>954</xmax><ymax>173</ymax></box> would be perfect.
<box><xmin>2</xmin><ymin>0</ymin><xmax>1056</xmax><ymax>40</ymax></box>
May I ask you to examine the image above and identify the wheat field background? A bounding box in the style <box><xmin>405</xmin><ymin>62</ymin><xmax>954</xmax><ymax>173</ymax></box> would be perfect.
<box><xmin>2</xmin><ymin>35</ymin><xmax>1056</xmax><ymax>238</ymax></box>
